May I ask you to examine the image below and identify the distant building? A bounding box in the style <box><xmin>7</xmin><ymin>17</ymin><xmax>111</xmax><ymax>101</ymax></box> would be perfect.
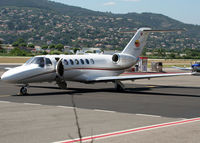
<box><xmin>5</xmin><ymin>45</ymin><xmax>14</xmax><ymax>52</ymax></box>
<box><xmin>63</xmin><ymin>45</ymin><xmax>72</xmax><ymax>53</ymax></box>
<box><xmin>81</xmin><ymin>48</ymin><xmax>102</xmax><ymax>54</ymax></box>
<box><xmin>34</xmin><ymin>46</ymin><xmax>42</xmax><ymax>51</ymax></box>
<box><xmin>180</xmin><ymin>53</ymin><xmax>187</xmax><ymax>57</ymax></box>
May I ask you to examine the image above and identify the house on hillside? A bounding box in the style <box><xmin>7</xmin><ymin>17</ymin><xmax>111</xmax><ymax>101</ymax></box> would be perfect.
<box><xmin>34</xmin><ymin>46</ymin><xmax>42</xmax><ymax>52</ymax></box>
<box><xmin>63</xmin><ymin>46</ymin><xmax>73</xmax><ymax>53</ymax></box>
<box><xmin>5</xmin><ymin>45</ymin><xmax>14</xmax><ymax>52</ymax></box>
<box><xmin>0</xmin><ymin>38</ymin><xmax>5</xmax><ymax>43</ymax></box>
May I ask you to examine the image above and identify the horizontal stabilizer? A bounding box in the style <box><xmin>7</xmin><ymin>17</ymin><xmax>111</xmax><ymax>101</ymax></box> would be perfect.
<box><xmin>121</xmin><ymin>29</ymin><xmax>185</xmax><ymax>33</ymax></box>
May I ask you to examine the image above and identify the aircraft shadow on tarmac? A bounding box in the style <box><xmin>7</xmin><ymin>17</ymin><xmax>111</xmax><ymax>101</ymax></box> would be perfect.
<box><xmin>12</xmin><ymin>84</ymin><xmax>200</xmax><ymax>98</ymax></box>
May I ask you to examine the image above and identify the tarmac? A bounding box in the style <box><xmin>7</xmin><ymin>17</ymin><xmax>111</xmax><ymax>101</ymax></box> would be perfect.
<box><xmin>0</xmin><ymin>65</ymin><xmax>200</xmax><ymax>143</ymax></box>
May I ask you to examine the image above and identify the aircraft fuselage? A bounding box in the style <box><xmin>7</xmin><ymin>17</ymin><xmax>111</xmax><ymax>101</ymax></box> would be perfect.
<box><xmin>1</xmin><ymin>54</ymin><xmax>137</xmax><ymax>84</ymax></box>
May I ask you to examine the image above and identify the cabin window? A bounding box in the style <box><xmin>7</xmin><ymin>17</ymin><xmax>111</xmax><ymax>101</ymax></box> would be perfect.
<box><xmin>46</xmin><ymin>58</ymin><xmax>52</xmax><ymax>66</ymax></box>
<box><xmin>80</xmin><ymin>59</ymin><xmax>84</xmax><ymax>64</ymax></box>
<box><xmin>64</xmin><ymin>59</ymin><xmax>68</xmax><ymax>65</ymax></box>
<box><xmin>85</xmin><ymin>59</ymin><xmax>89</xmax><ymax>64</ymax></box>
<box><xmin>90</xmin><ymin>59</ymin><xmax>95</xmax><ymax>64</ymax></box>
<box><xmin>75</xmin><ymin>59</ymin><xmax>79</xmax><ymax>65</ymax></box>
<box><xmin>70</xmin><ymin>59</ymin><xmax>74</xmax><ymax>65</ymax></box>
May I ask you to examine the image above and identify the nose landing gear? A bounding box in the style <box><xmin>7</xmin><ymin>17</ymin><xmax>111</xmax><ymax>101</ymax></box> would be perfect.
<box><xmin>19</xmin><ymin>84</ymin><xmax>29</xmax><ymax>95</ymax></box>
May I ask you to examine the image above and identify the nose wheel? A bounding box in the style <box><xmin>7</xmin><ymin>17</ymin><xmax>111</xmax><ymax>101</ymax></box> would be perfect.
<box><xmin>20</xmin><ymin>85</ymin><xmax>28</xmax><ymax>95</ymax></box>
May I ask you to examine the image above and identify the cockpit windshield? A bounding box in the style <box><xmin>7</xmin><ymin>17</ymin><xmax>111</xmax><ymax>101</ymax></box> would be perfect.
<box><xmin>32</xmin><ymin>57</ymin><xmax>44</xmax><ymax>67</ymax></box>
<box><xmin>24</xmin><ymin>57</ymin><xmax>53</xmax><ymax>68</ymax></box>
<box><xmin>24</xmin><ymin>57</ymin><xmax>45</xmax><ymax>67</ymax></box>
<box><xmin>24</xmin><ymin>57</ymin><xmax>34</xmax><ymax>65</ymax></box>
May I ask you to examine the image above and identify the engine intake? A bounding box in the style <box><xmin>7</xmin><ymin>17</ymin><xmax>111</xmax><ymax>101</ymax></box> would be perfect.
<box><xmin>56</xmin><ymin>59</ymin><xmax>64</xmax><ymax>77</ymax></box>
<box><xmin>112</xmin><ymin>54</ymin><xmax>119</xmax><ymax>63</ymax></box>
<box><xmin>112</xmin><ymin>53</ymin><xmax>137</xmax><ymax>67</ymax></box>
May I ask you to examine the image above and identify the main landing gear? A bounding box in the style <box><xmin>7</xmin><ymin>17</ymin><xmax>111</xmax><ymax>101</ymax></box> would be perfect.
<box><xmin>20</xmin><ymin>84</ymin><xmax>29</xmax><ymax>95</ymax></box>
<box><xmin>114</xmin><ymin>80</ymin><xmax>125</xmax><ymax>91</ymax></box>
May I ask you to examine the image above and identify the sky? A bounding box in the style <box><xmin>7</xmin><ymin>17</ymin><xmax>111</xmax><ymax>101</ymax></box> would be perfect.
<box><xmin>51</xmin><ymin>0</ymin><xmax>200</xmax><ymax>25</ymax></box>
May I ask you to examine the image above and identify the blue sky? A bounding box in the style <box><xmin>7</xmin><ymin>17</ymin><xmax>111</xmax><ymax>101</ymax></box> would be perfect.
<box><xmin>52</xmin><ymin>0</ymin><xmax>200</xmax><ymax>25</ymax></box>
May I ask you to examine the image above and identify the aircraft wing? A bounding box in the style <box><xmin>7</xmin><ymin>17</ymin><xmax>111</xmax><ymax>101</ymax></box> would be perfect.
<box><xmin>4</xmin><ymin>67</ymin><xmax>13</xmax><ymax>70</ymax></box>
<box><xmin>92</xmin><ymin>72</ymin><xmax>192</xmax><ymax>82</ymax></box>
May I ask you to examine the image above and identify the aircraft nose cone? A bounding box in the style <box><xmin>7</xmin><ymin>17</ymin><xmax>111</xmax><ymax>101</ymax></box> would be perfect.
<box><xmin>1</xmin><ymin>71</ymin><xmax>17</xmax><ymax>83</ymax></box>
<box><xmin>1</xmin><ymin>72</ymin><xmax>9</xmax><ymax>82</ymax></box>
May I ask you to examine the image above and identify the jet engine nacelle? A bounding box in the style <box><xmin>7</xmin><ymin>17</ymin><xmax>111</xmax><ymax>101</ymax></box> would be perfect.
<box><xmin>56</xmin><ymin>59</ymin><xmax>64</xmax><ymax>77</ymax></box>
<box><xmin>112</xmin><ymin>53</ymin><xmax>137</xmax><ymax>68</ymax></box>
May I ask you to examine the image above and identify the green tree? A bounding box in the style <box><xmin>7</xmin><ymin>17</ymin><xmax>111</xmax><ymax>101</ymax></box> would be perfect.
<box><xmin>12</xmin><ymin>41</ymin><xmax>19</xmax><ymax>47</ymax></box>
<box><xmin>168</xmin><ymin>53</ymin><xmax>176</xmax><ymax>59</ymax></box>
<box><xmin>10</xmin><ymin>48</ymin><xmax>27</xmax><ymax>56</ymax></box>
<box><xmin>41</xmin><ymin>45</ymin><xmax>48</xmax><ymax>50</ymax></box>
<box><xmin>49</xmin><ymin>50</ymin><xmax>62</xmax><ymax>55</ymax></box>
<box><xmin>28</xmin><ymin>44</ymin><xmax>35</xmax><ymax>48</ymax></box>
<box><xmin>55</xmin><ymin>44</ymin><xmax>64</xmax><ymax>52</ymax></box>
<box><xmin>19</xmin><ymin>43</ymin><xmax>27</xmax><ymax>48</ymax></box>
<box><xmin>12</xmin><ymin>38</ymin><xmax>27</xmax><ymax>47</ymax></box>
<box><xmin>157</xmin><ymin>48</ymin><xmax>166</xmax><ymax>58</ymax></box>
<box><xmin>17</xmin><ymin>38</ymin><xmax>25</xmax><ymax>44</ymax></box>
<box><xmin>73</xmin><ymin>48</ymin><xmax>80</xmax><ymax>54</ymax></box>
<box><xmin>42</xmin><ymin>51</ymin><xmax>48</xmax><ymax>55</ymax></box>
<box><xmin>85</xmin><ymin>50</ymin><xmax>92</xmax><ymax>53</ymax></box>
<box><xmin>49</xmin><ymin>44</ymin><xmax>55</xmax><ymax>49</ymax></box>
<box><xmin>0</xmin><ymin>48</ymin><xmax>6</xmax><ymax>53</ymax></box>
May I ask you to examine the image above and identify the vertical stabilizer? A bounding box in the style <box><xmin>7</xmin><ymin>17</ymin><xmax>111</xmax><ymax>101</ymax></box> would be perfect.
<box><xmin>122</xmin><ymin>28</ymin><xmax>151</xmax><ymax>57</ymax></box>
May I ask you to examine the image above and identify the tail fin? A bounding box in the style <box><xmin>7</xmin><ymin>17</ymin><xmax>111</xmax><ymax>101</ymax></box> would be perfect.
<box><xmin>122</xmin><ymin>27</ymin><xmax>151</xmax><ymax>57</ymax></box>
<box><xmin>122</xmin><ymin>28</ymin><xmax>183</xmax><ymax>57</ymax></box>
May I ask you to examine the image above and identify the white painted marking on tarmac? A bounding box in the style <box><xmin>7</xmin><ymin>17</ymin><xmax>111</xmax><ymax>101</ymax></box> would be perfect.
<box><xmin>0</xmin><ymin>95</ymin><xmax>10</xmax><ymax>97</ymax></box>
<box><xmin>57</xmin><ymin>106</ymin><xmax>74</xmax><ymax>109</ymax></box>
<box><xmin>136</xmin><ymin>113</ymin><xmax>161</xmax><ymax>118</ymax></box>
<box><xmin>94</xmin><ymin>109</ymin><xmax>116</xmax><ymax>113</ymax></box>
<box><xmin>23</xmin><ymin>103</ymin><xmax>41</xmax><ymax>106</ymax></box>
<box><xmin>0</xmin><ymin>101</ymin><xmax>11</xmax><ymax>103</ymax></box>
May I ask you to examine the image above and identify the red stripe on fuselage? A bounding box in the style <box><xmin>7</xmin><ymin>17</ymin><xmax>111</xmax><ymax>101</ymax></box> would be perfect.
<box><xmin>64</xmin><ymin>67</ymin><xmax>126</xmax><ymax>71</ymax></box>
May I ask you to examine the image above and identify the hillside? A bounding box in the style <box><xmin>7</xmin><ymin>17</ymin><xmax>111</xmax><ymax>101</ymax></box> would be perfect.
<box><xmin>0</xmin><ymin>0</ymin><xmax>200</xmax><ymax>51</ymax></box>
<box><xmin>0</xmin><ymin>0</ymin><xmax>104</xmax><ymax>16</ymax></box>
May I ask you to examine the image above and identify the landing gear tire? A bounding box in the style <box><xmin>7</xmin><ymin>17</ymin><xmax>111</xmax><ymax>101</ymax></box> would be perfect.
<box><xmin>20</xmin><ymin>87</ymin><xmax>28</xmax><ymax>95</ymax></box>
<box><xmin>57</xmin><ymin>81</ymin><xmax>67</xmax><ymax>89</ymax></box>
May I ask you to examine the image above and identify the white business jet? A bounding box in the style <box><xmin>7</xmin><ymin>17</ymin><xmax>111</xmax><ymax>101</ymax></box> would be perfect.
<box><xmin>1</xmin><ymin>28</ymin><xmax>192</xmax><ymax>95</ymax></box>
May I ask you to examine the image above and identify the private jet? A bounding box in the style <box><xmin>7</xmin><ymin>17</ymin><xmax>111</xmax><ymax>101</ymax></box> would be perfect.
<box><xmin>173</xmin><ymin>61</ymin><xmax>200</xmax><ymax>72</ymax></box>
<box><xmin>1</xmin><ymin>28</ymin><xmax>192</xmax><ymax>95</ymax></box>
